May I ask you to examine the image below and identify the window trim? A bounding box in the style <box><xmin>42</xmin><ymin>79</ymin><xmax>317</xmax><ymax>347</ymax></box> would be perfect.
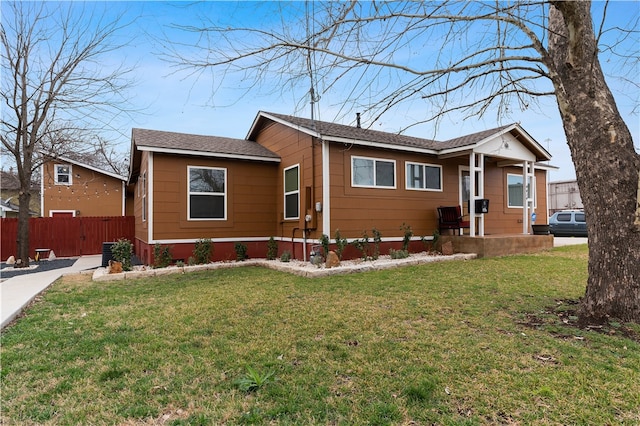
<box><xmin>284</xmin><ymin>164</ymin><xmax>300</xmax><ymax>220</ymax></box>
<box><xmin>507</xmin><ymin>173</ymin><xmax>536</xmax><ymax>208</ymax></box>
<box><xmin>141</xmin><ymin>171</ymin><xmax>147</xmax><ymax>222</ymax></box>
<box><xmin>351</xmin><ymin>155</ymin><xmax>396</xmax><ymax>189</ymax></box>
<box><xmin>187</xmin><ymin>165</ymin><xmax>227</xmax><ymax>221</ymax></box>
<box><xmin>405</xmin><ymin>161</ymin><xmax>443</xmax><ymax>192</ymax></box>
<box><xmin>54</xmin><ymin>164</ymin><xmax>72</xmax><ymax>185</ymax></box>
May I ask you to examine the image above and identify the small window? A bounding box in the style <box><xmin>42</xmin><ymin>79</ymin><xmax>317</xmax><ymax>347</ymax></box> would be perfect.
<box><xmin>557</xmin><ymin>213</ymin><xmax>572</xmax><ymax>222</ymax></box>
<box><xmin>507</xmin><ymin>174</ymin><xmax>535</xmax><ymax>208</ymax></box>
<box><xmin>352</xmin><ymin>156</ymin><xmax>395</xmax><ymax>188</ymax></box>
<box><xmin>55</xmin><ymin>164</ymin><xmax>72</xmax><ymax>185</ymax></box>
<box><xmin>406</xmin><ymin>162</ymin><xmax>442</xmax><ymax>191</ymax></box>
<box><xmin>575</xmin><ymin>213</ymin><xmax>585</xmax><ymax>223</ymax></box>
<box><xmin>188</xmin><ymin>166</ymin><xmax>226</xmax><ymax>220</ymax></box>
<box><xmin>284</xmin><ymin>165</ymin><xmax>299</xmax><ymax>219</ymax></box>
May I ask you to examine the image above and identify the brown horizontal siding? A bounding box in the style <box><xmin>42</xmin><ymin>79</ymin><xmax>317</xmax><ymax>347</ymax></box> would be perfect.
<box><xmin>151</xmin><ymin>154</ymin><xmax>278</xmax><ymax>241</ymax></box>
<box><xmin>325</xmin><ymin>144</ymin><xmax>466</xmax><ymax>239</ymax></box>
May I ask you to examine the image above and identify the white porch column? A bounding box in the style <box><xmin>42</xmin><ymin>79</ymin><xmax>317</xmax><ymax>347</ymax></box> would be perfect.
<box><xmin>469</xmin><ymin>153</ymin><xmax>476</xmax><ymax>237</ymax></box>
<box><xmin>477</xmin><ymin>153</ymin><xmax>485</xmax><ymax>236</ymax></box>
<box><xmin>522</xmin><ymin>161</ymin><xmax>535</xmax><ymax>234</ymax></box>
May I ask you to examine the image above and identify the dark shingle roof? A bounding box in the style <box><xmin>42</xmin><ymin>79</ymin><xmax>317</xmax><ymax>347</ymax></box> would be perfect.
<box><xmin>437</xmin><ymin>125</ymin><xmax>514</xmax><ymax>150</ymax></box>
<box><xmin>261</xmin><ymin>112</ymin><xmax>441</xmax><ymax>151</ymax></box>
<box><xmin>132</xmin><ymin>128</ymin><xmax>280</xmax><ymax>160</ymax></box>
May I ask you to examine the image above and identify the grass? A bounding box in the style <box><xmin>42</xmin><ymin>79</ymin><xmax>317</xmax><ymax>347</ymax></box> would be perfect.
<box><xmin>1</xmin><ymin>244</ymin><xmax>639</xmax><ymax>425</ymax></box>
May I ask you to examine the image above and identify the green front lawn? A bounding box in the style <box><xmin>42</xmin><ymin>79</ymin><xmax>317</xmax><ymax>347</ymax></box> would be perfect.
<box><xmin>1</xmin><ymin>245</ymin><xmax>638</xmax><ymax>425</ymax></box>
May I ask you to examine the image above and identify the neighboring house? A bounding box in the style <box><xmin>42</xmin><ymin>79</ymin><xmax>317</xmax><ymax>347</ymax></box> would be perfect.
<box><xmin>548</xmin><ymin>179</ymin><xmax>583</xmax><ymax>214</ymax></box>
<box><xmin>41</xmin><ymin>156</ymin><xmax>130</xmax><ymax>217</ymax></box>
<box><xmin>129</xmin><ymin>111</ymin><xmax>552</xmax><ymax>264</ymax></box>
<box><xmin>1</xmin><ymin>198</ymin><xmax>38</xmax><ymax>218</ymax></box>
<box><xmin>0</xmin><ymin>169</ymin><xmax>40</xmax><ymax>215</ymax></box>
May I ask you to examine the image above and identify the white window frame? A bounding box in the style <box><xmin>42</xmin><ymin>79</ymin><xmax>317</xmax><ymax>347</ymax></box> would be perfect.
<box><xmin>284</xmin><ymin>164</ymin><xmax>300</xmax><ymax>220</ymax></box>
<box><xmin>507</xmin><ymin>173</ymin><xmax>536</xmax><ymax>208</ymax></box>
<box><xmin>406</xmin><ymin>162</ymin><xmax>443</xmax><ymax>192</ymax></box>
<box><xmin>187</xmin><ymin>166</ymin><xmax>227</xmax><ymax>221</ymax></box>
<box><xmin>351</xmin><ymin>155</ymin><xmax>396</xmax><ymax>189</ymax></box>
<box><xmin>54</xmin><ymin>164</ymin><xmax>72</xmax><ymax>185</ymax></box>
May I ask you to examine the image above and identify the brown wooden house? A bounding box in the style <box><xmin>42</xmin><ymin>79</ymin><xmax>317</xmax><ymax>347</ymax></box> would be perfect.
<box><xmin>129</xmin><ymin>111</ymin><xmax>553</xmax><ymax>264</ymax></box>
<box><xmin>41</xmin><ymin>156</ymin><xmax>129</xmax><ymax>218</ymax></box>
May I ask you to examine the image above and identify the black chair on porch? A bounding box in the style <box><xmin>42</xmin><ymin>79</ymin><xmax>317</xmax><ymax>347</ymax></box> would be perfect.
<box><xmin>437</xmin><ymin>206</ymin><xmax>470</xmax><ymax>235</ymax></box>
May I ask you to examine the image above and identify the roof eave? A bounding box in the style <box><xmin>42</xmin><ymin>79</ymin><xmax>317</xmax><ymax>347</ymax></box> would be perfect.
<box><xmin>40</xmin><ymin>152</ymin><xmax>127</xmax><ymax>181</ymax></box>
<box><xmin>247</xmin><ymin>111</ymin><xmax>320</xmax><ymax>140</ymax></box>
<box><xmin>136</xmin><ymin>145</ymin><xmax>281</xmax><ymax>163</ymax></box>
<box><xmin>324</xmin><ymin>136</ymin><xmax>439</xmax><ymax>155</ymax></box>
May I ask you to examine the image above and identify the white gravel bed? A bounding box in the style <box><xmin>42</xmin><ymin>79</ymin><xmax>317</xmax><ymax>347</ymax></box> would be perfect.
<box><xmin>92</xmin><ymin>252</ymin><xmax>477</xmax><ymax>281</ymax></box>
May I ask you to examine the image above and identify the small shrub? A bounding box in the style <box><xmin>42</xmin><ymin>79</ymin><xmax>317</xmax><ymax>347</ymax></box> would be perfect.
<box><xmin>110</xmin><ymin>239</ymin><xmax>133</xmax><ymax>271</ymax></box>
<box><xmin>175</xmin><ymin>260</ymin><xmax>185</xmax><ymax>267</ymax></box>
<box><xmin>352</xmin><ymin>231</ymin><xmax>370</xmax><ymax>260</ymax></box>
<box><xmin>389</xmin><ymin>248</ymin><xmax>410</xmax><ymax>259</ymax></box>
<box><xmin>234</xmin><ymin>366</ymin><xmax>276</xmax><ymax>393</ymax></box>
<box><xmin>401</xmin><ymin>222</ymin><xmax>413</xmax><ymax>251</ymax></box>
<box><xmin>234</xmin><ymin>242</ymin><xmax>248</xmax><ymax>261</ymax></box>
<box><xmin>153</xmin><ymin>243</ymin><xmax>172</xmax><ymax>268</ymax></box>
<box><xmin>372</xmin><ymin>228</ymin><xmax>382</xmax><ymax>260</ymax></box>
<box><xmin>280</xmin><ymin>251</ymin><xmax>292</xmax><ymax>262</ymax></box>
<box><xmin>266</xmin><ymin>236</ymin><xmax>278</xmax><ymax>260</ymax></box>
<box><xmin>334</xmin><ymin>229</ymin><xmax>348</xmax><ymax>260</ymax></box>
<box><xmin>421</xmin><ymin>230</ymin><xmax>441</xmax><ymax>252</ymax></box>
<box><xmin>320</xmin><ymin>234</ymin><xmax>330</xmax><ymax>257</ymax></box>
<box><xmin>193</xmin><ymin>238</ymin><xmax>212</xmax><ymax>264</ymax></box>
<box><xmin>187</xmin><ymin>256</ymin><xmax>196</xmax><ymax>266</ymax></box>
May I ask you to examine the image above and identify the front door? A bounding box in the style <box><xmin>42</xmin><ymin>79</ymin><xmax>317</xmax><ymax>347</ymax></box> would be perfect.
<box><xmin>459</xmin><ymin>168</ymin><xmax>481</xmax><ymax>220</ymax></box>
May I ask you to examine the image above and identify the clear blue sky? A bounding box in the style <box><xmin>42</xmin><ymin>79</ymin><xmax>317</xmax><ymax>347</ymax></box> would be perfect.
<box><xmin>8</xmin><ymin>1</ymin><xmax>640</xmax><ymax>182</ymax></box>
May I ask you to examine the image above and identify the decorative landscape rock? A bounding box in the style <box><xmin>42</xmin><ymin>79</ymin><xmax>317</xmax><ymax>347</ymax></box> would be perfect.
<box><xmin>441</xmin><ymin>241</ymin><xmax>454</xmax><ymax>256</ymax></box>
<box><xmin>325</xmin><ymin>251</ymin><xmax>340</xmax><ymax>268</ymax></box>
<box><xmin>6</xmin><ymin>256</ymin><xmax>15</xmax><ymax>265</ymax></box>
<box><xmin>108</xmin><ymin>260</ymin><xmax>123</xmax><ymax>274</ymax></box>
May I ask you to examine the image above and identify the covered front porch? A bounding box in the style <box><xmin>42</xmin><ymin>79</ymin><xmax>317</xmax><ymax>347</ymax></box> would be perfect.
<box><xmin>440</xmin><ymin>233</ymin><xmax>554</xmax><ymax>258</ymax></box>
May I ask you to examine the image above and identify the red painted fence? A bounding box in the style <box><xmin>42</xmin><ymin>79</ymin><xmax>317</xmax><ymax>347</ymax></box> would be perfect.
<box><xmin>0</xmin><ymin>216</ymin><xmax>135</xmax><ymax>261</ymax></box>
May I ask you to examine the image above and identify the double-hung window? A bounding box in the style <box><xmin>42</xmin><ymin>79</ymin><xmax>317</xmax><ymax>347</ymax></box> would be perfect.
<box><xmin>507</xmin><ymin>174</ymin><xmax>536</xmax><ymax>208</ymax></box>
<box><xmin>351</xmin><ymin>156</ymin><xmax>395</xmax><ymax>188</ymax></box>
<box><xmin>406</xmin><ymin>162</ymin><xmax>442</xmax><ymax>191</ymax></box>
<box><xmin>188</xmin><ymin>166</ymin><xmax>226</xmax><ymax>220</ymax></box>
<box><xmin>284</xmin><ymin>165</ymin><xmax>299</xmax><ymax>219</ymax></box>
<box><xmin>55</xmin><ymin>164</ymin><xmax>72</xmax><ymax>185</ymax></box>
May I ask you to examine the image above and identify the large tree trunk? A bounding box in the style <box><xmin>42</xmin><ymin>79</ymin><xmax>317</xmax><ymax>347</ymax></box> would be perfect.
<box><xmin>548</xmin><ymin>1</ymin><xmax>640</xmax><ymax>323</ymax></box>
<box><xmin>16</xmin><ymin>189</ymin><xmax>31</xmax><ymax>268</ymax></box>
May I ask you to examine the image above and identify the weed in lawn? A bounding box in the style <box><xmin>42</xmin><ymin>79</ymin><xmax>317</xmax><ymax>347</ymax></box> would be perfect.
<box><xmin>234</xmin><ymin>366</ymin><xmax>276</xmax><ymax>392</ymax></box>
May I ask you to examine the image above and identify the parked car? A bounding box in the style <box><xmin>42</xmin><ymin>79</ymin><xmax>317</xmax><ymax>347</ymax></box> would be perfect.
<box><xmin>548</xmin><ymin>210</ymin><xmax>587</xmax><ymax>237</ymax></box>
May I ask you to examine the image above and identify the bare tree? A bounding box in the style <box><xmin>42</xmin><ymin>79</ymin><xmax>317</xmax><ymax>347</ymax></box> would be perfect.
<box><xmin>1</xmin><ymin>1</ymin><xmax>135</xmax><ymax>267</ymax></box>
<box><xmin>168</xmin><ymin>0</ymin><xmax>639</xmax><ymax>323</ymax></box>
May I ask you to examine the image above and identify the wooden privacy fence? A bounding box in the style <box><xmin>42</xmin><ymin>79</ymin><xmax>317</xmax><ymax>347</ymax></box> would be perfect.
<box><xmin>0</xmin><ymin>216</ymin><xmax>135</xmax><ymax>261</ymax></box>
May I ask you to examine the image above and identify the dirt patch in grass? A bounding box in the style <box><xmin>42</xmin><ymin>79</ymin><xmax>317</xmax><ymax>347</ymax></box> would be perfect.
<box><xmin>518</xmin><ymin>299</ymin><xmax>640</xmax><ymax>343</ymax></box>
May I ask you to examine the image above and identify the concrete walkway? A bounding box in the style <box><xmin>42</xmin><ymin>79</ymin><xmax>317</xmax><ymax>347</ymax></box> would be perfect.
<box><xmin>1</xmin><ymin>255</ymin><xmax>102</xmax><ymax>330</ymax></box>
<box><xmin>553</xmin><ymin>237</ymin><xmax>588</xmax><ymax>247</ymax></box>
